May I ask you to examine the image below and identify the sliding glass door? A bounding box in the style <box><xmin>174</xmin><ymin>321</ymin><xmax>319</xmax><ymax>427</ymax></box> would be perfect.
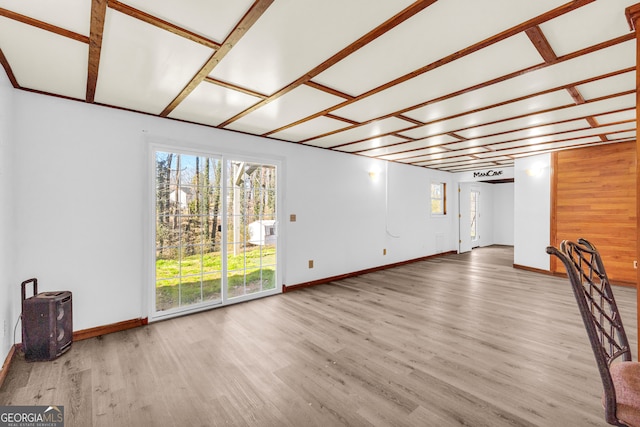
<box><xmin>152</xmin><ymin>149</ymin><xmax>279</xmax><ymax>319</ymax></box>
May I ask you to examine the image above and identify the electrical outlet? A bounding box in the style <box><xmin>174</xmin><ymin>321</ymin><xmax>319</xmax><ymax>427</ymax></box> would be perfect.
<box><xmin>383</xmin><ymin>248</ymin><xmax>387</xmax><ymax>255</ymax></box>
<box><xmin>308</xmin><ymin>260</ymin><xmax>314</xmax><ymax>268</ymax></box>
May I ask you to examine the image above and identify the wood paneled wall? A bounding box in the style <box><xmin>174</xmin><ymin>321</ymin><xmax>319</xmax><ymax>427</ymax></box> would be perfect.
<box><xmin>551</xmin><ymin>141</ymin><xmax>637</xmax><ymax>285</ymax></box>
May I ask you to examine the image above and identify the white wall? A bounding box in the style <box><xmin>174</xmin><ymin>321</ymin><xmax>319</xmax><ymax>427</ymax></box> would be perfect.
<box><xmin>7</xmin><ymin>90</ymin><xmax>459</xmax><ymax>346</ymax></box>
<box><xmin>0</xmin><ymin>70</ymin><xmax>15</xmax><ymax>364</ymax></box>
<box><xmin>493</xmin><ymin>183</ymin><xmax>514</xmax><ymax>245</ymax></box>
<box><xmin>287</xmin><ymin>157</ymin><xmax>456</xmax><ymax>281</ymax></box>
<box><xmin>514</xmin><ymin>154</ymin><xmax>551</xmax><ymax>269</ymax></box>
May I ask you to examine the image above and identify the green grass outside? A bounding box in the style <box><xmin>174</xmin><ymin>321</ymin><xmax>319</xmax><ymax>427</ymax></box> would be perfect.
<box><xmin>155</xmin><ymin>246</ymin><xmax>276</xmax><ymax>311</ymax></box>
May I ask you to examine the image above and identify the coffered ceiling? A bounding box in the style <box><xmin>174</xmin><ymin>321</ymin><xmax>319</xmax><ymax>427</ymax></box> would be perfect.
<box><xmin>0</xmin><ymin>0</ymin><xmax>637</xmax><ymax>171</ymax></box>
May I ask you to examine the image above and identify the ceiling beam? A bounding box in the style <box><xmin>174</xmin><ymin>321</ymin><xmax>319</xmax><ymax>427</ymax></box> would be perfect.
<box><xmin>565</xmin><ymin>86</ymin><xmax>586</xmax><ymax>104</ymax></box>
<box><xmin>86</xmin><ymin>0</ymin><xmax>107</xmax><ymax>103</ymax></box>
<box><xmin>525</xmin><ymin>25</ymin><xmax>558</xmax><ymax>63</ymax></box>
<box><xmin>324</xmin><ymin>114</ymin><xmax>359</xmax><ymax>125</ymax></box>
<box><xmin>109</xmin><ymin>0</ymin><xmax>221</xmax><ymax>50</ymax></box>
<box><xmin>218</xmin><ymin>0</ymin><xmax>438</xmax><ymax>128</ymax></box>
<box><xmin>303</xmin><ymin>81</ymin><xmax>354</xmax><ymax>100</ymax></box>
<box><xmin>0</xmin><ymin>7</ymin><xmax>88</xmax><ymax>43</ymax></box>
<box><xmin>204</xmin><ymin>77</ymin><xmax>268</xmax><ymax>99</ymax></box>
<box><xmin>562</xmin><ymin>51</ymin><xmax>600</xmax><ymax>129</ymax></box>
<box><xmin>160</xmin><ymin>0</ymin><xmax>274</xmax><ymax>117</ymax></box>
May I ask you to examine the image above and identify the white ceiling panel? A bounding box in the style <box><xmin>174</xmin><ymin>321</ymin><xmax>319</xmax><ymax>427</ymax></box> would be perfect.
<box><xmin>596</xmin><ymin>109</ymin><xmax>635</xmax><ymax>125</ymax></box>
<box><xmin>0</xmin><ymin>0</ymin><xmax>91</xmax><ymax>35</ymax></box>
<box><xmin>403</xmin><ymin>89</ymin><xmax>575</xmax><ymax>131</ymax></box>
<box><xmin>360</xmin><ymin>135</ymin><xmax>458</xmax><ymax>157</ymax></box>
<box><xmin>306</xmin><ymin>117</ymin><xmax>414</xmax><ymax>149</ymax></box>
<box><xmin>575</xmin><ymin>71</ymin><xmax>635</xmax><ymax>100</ymax></box>
<box><xmin>0</xmin><ymin>17</ymin><xmax>88</xmax><ymax>99</ymax></box>
<box><xmin>379</xmin><ymin>146</ymin><xmax>454</xmax><ymax>162</ymax></box>
<box><xmin>470</xmin><ymin>119</ymin><xmax>591</xmax><ymax>147</ymax></box>
<box><xmin>168</xmin><ymin>81</ymin><xmax>261</xmax><ymax>127</ymax></box>
<box><xmin>487</xmin><ymin>122</ymin><xmax>634</xmax><ymax>151</ymax></box>
<box><xmin>120</xmin><ymin>0</ymin><xmax>254</xmax><ymax>43</ymax></box>
<box><xmin>336</xmin><ymin>135</ymin><xmax>408</xmax><ymax>153</ymax></box>
<box><xmin>422</xmin><ymin>159</ymin><xmax>480</xmax><ymax>168</ymax></box>
<box><xmin>485</xmin><ymin>137</ymin><xmax>604</xmax><ymax>158</ymax></box>
<box><xmin>269</xmin><ymin>116</ymin><xmax>352</xmax><ymax>142</ymax></box>
<box><xmin>223</xmin><ymin>85</ymin><xmax>344</xmax><ymax>135</ymax></box>
<box><xmin>457</xmin><ymin>93</ymin><xmax>636</xmax><ymax>139</ymax></box>
<box><xmin>486</xmin><ymin>134</ymin><xmax>575</xmax><ymax>152</ymax></box>
<box><xmin>313</xmin><ymin>0</ymin><xmax>564</xmax><ymax>96</ymax></box>
<box><xmin>440</xmin><ymin>162</ymin><xmax>503</xmax><ymax>171</ymax></box>
<box><xmin>95</xmin><ymin>10</ymin><xmax>213</xmax><ymax>115</ymax></box>
<box><xmin>331</xmin><ymin>33</ymin><xmax>542</xmax><ymax>123</ymax></box>
<box><xmin>419</xmin><ymin>156</ymin><xmax>505</xmax><ymax>168</ymax></box>
<box><xmin>606</xmin><ymin>131</ymin><xmax>636</xmax><ymax>140</ymax></box>
<box><xmin>471</xmin><ymin>156</ymin><xmax>514</xmax><ymax>164</ymax></box>
<box><xmin>444</xmin><ymin>140</ymin><xmax>491</xmax><ymax>151</ymax></box>
<box><xmin>394</xmin><ymin>147</ymin><xmax>490</xmax><ymax>163</ymax></box>
<box><xmin>539</xmin><ymin>0</ymin><xmax>637</xmax><ymax>56</ymax></box>
<box><xmin>512</xmin><ymin>141</ymin><xmax>623</xmax><ymax>158</ymax></box>
<box><xmin>208</xmin><ymin>0</ymin><xmax>415</xmax><ymax>95</ymax></box>
<box><xmin>396</xmin><ymin>121</ymin><xmax>459</xmax><ymax>141</ymax></box>
<box><xmin>597</xmin><ymin>123</ymin><xmax>637</xmax><ymax>137</ymax></box>
<box><xmin>415</xmin><ymin>156</ymin><xmax>476</xmax><ymax>166</ymax></box>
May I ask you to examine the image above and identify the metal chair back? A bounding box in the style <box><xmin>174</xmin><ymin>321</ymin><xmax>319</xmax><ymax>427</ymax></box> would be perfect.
<box><xmin>546</xmin><ymin>238</ymin><xmax>632</xmax><ymax>425</ymax></box>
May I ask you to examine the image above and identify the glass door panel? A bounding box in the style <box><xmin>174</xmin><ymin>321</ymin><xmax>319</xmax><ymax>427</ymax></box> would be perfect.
<box><xmin>226</xmin><ymin>161</ymin><xmax>277</xmax><ymax>299</ymax></box>
<box><xmin>470</xmin><ymin>190</ymin><xmax>479</xmax><ymax>242</ymax></box>
<box><xmin>154</xmin><ymin>152</ymin><xmax>223</xmax><ymax>313</ymax></box>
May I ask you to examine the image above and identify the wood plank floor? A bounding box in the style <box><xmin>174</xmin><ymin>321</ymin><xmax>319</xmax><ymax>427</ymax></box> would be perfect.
<box><xmin>1</xmin><ymin>246</ymin><xmax>637</xmax><ymax>426</ymax></box>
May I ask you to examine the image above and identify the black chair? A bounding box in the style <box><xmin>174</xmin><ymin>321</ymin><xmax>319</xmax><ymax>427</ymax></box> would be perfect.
<box><xmin>547</xmin><ymin>239</ymin><xmax>640</xmax><ymax>426</ymax></box>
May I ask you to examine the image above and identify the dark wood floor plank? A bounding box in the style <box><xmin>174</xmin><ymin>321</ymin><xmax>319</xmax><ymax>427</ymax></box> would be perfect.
<box><xmin>0</xmin><ymin>246</ymin><xmax>635</xmax><ymax>426</ymax></box>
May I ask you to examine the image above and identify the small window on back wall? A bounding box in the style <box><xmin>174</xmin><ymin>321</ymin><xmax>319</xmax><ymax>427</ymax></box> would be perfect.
<box><xmin>431</xmin><ymin>182</ymin><xmax>446</xmax><ymax>215</ymax></box>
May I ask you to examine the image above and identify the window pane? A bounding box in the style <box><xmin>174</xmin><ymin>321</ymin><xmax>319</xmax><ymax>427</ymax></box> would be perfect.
<box><xmin>431</xmin><ymin>182</ymin><xmax>446</xmax><ymax>215</ymax></box>
<box><xmin>431</xmin><ymin>183</ymin><xmax>441</xmax><ymax>199</ymax></box>
<box><xmin>202</xmin><ymin>272</ymin><xmax>222</xmax><ymax>302</ymax></box>
<box><xmin>432</xmin><ymin>200</ymin><xmax>443</xmax><ymax>214</ymax></box>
